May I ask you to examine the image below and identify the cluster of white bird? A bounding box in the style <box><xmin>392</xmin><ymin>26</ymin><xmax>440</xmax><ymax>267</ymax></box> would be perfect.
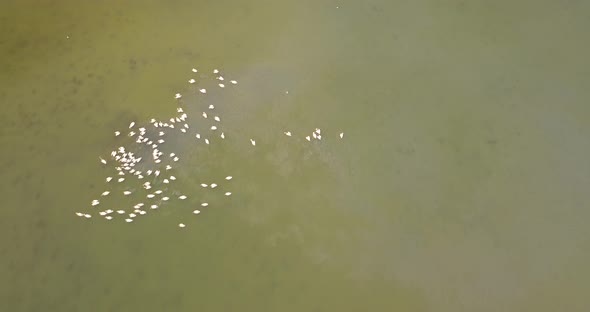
<box><xmin>75</xmin><ymin>67</ymin><xmax>344</xmax><ymax>228</ymax></box>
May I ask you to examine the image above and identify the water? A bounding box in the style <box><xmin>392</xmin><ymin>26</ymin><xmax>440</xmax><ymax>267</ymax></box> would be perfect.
<box><xmin>1</xmin><ymin>1</ymin><xmax>589</xmax><ymax>311</ymax></box>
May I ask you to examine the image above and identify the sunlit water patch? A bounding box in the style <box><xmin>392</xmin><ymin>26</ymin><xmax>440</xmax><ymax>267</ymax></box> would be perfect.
<box><xmin>75</xmin><ymin>67</ymin><xmax>346</xmax><ymax>228</ymax></box>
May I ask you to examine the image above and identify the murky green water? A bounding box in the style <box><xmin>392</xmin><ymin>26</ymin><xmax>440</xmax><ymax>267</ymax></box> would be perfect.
<box><xmin>1</xmin><ymin>1</ymin><xmax>589</xmax><ymax>311</ymax></box>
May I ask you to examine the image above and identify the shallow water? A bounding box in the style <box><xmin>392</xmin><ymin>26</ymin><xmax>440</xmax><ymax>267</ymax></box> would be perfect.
<box><xmin>1</xmin><ymin>1</ymin><xmax>590</xmax><ymax>311</ymax></box>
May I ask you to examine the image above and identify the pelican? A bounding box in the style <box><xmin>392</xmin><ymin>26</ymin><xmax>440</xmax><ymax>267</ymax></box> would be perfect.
<box><xmin>180</xmin><ymin>129</ymin><xmax>186</xmax><ymax>133</ymax></box>
<box><xmin>199</xmin><ymin>89</ymin><xmax>207</xmax><ymax>94</ymax></box>
<box><xmin>129</xmin><ymin>122</ymin><xmax>135</xmax><ymax>128</ymax></box>
<box><xmin>179</xmin><ymin>195</ymin><xmax>187</xmax><ymax>200</ymax></box>
<box><xmin>163</xmin><ymin>179</ymin><xmax>169</xmax><ymax>184</ymax></box>
<box><xmin>218</xmin><ymin>83</ymin><xmax>225</xmax><ymax>88</ymax></box>
<box><xmin>101</xmin><ymin>191</ymin><xmax>110</xmax><ymax>196</ymax></box>
<box><xmin>105</xmin><ymin>216</ymin><xmax>113</xmax><ymax>220</ymax></box>
<box><xmin>125</xmin><ymin>218</ymin><xmax>133</xmax><ymax>223</ymax></box>
<box><xmin>213</xmin><ymin>69</ymin><xmax>219</xmax><ymax>74</ymax></box>
<box><xmin>225</xmin><ymin>176</ymin><xmax>233</xmax><ymax>180</ymax></box>
<box><xmin>175</xmin><ymin>93</ymin><xmax>182</xmax><ymax>99</ymax></box>
<box><xmin>210</xmin><ymin>183</ymin><xmax>217</xmax><ymax>188</ymax></box>
<box><xmin>305</xmin><ymin>136</ymin><xmax>311</xmax><ymax>141</ymax></box>
<box><xmin>217</xmin><ymin>76</ymin><xmax>224</xmax><ymax>81</ymax></box>
<box><xmin>202</xmin><ymin>112</ymin><xmax>208</xmax><ymax>118</ymax></box>
<box><xmin>106</xmin><ymin>177</ymin><xmax>113</xmax><ymax>182</ymax></box>
<box><xmin>155</xmin><ymin>190</ymin><xmax>163</xmax><ymax>194</ymax></box>
<box><xmin>162</xmin><ymin>197</ymin><xmax>170</xmax><ymax>201</ymax></box>
<box><xmin>196</xmin><ymin>133</ymin><xmax>201</xmax><ymax>139</ymax></box>
<box><xmin>117</xmin><ymin>210</ymin><xmax>125</xmax><ymax>214</ymax></box>
<box><xmin>178</xmin><ymin>223</ymin><xmax>186</xmax><ymax>228</ymax></box>
<box><xmin>192</xmin><ymin>68</ymin><xmax>197</xmax><ymax>73</ymax></box>
<box><xmin>147</xmin><ymin>194</ymin><xmax>155</xmax><ymax>198</ymax></box>
<box><xmin>230</xmin><ymin>80</ymin><xmax>237</xmax><ymax>84</ymax></box>
<box><xmin>118</xmin><ymin>178</ymin><xmax>125</xmax><ymax>182</ymax></box>
<box><xmin>170</xmin><ymin>176</ymin><xmax>176</xmax><ymax>180</ymax></box>
<box><xmin>115</xmin><ymin>131</ymin><xmax>121</xmax><ymax>136</ymax></box>
<box><xmin>220</xmin><ymin>132</ymin><xmax>225</xmax><ymax>139</ymax></box>
<box><xmin>211</xmin><ymin>126</ymin><xmax>217</xmax><ymax>130</ymax></box>
<box><xmin>250</xmin><ymin>139</ymin><xmax>256</xmax><ymax>146</ymax></box>
<box><xmin>225</xmin><ymin>192</ymin><xmax>232</xmax><ymax>196</ymax></box>
<box><xmin>201</xmin><ymin>203</ymin><xmax>209</xmax><ymax>207</ymax></box>
<box><xmin>151</xmin><ymin>205</ymin><xmax>158</xmax><ymax>209</ymax></box>
<box><xmin>284</xmin><ymin>131</ymin><xmax>291</xmax><ymax>136</ymax></box>
<box><xmin>193</xmin><ymin>210</ymin><xmax>201</xmax><ymax>214</ymax></box>
<box><xmin>201</xmin><ymin>183</ymin><xmax>208</xmax><ymax>187</ymax></box>
<box><xmin>99</xmin><ymin>157</ymin><xmax>107</xmax><ymax>164</ymax></box>
<box><xmin>123</xmin><ymin>191</ymin><xmax>132</xmax><ymax>195</ymax></box>
<box><xmin>91</xmin><ymin>199</ymin><xmax>100</xmax><ymax>206</ymax></box>
<box><xmin>188</xmin><ymin>79</ymin><xmax>196</xmax><ymax>84</ymax></box>
<box><xmin>214</xmin><ymin>116</ymin><xmax>220</xmax><ymax>122</ymax></box>
<box><xmin>205</xmin><ymin>139</ymin><xmax>210</xmax><ymax>144</ymax></box>
<box><xmin>209</xmin><ymin>104</ymin><xmax>214</xmax><ymax>109</ymax></box>
<box><xmin>339</xmin><ymin>132</ymin><xmax>344</xmax><ymax>139</ymax></box>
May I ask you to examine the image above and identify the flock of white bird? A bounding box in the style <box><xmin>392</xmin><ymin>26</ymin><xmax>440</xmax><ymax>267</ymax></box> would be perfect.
<box><xmin>76</xmin><ymin>67</ymin><xmax>344</xmax><ymax>228</ymax></box>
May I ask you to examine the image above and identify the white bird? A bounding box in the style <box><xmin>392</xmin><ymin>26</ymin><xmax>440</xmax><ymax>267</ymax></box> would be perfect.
<box><xmin>230</xmin><ymin>80</ymin><xmax>237</xmax><ymax>84</ymax></box>
<box><xmin>211</xmin><ymin>126</ymin><xmax>217</xmax><ymax>130</ymax></box>
<box><xmin>225</xmin><ymin>192</ymin><xmax>232</xmax><ymax>196</ymax></box>
<box><xmin>209</xmin><ymin>104</ymin><xmax>214</xmax><ymax>109</ymax></box>
<box><xmin>158</xmin><ymin>139</ymin><xmax>165</xmax><ymax>143</ymax></box>
<box><xmin>173</xmin><ymin>157</ymin><xmax>179</xmax><ymax>162</ymax></box>
<box><xmin>166</xmin><ymin>165</ymin><xmax>172</xmax><ymax>171</ymax></box>
<box><xmin>220</xmin><ymin>132</ymin><xmax>225</xmax><ymax>139</ymax></box>
<box><xmin>154</xmin><ymin>190</ymin><xmax>163</xmax><ymax>194</ymax></box>
<box><xmin>196</xmin><ymin>133</ymin><xmax>201</xmax><ymax>139</ymax></box>
<box><xmin>163</xmin><ymin>179</ymin><xmax>169</xmax><ymax>184</ymax></box>
<box><xmin>162</xmin><ymin>197</ymin><xmax>169</xmax><ymax>201</ymax></box>
<box><xmin>106</xmin><ymin>177</ymin><xmax>113</xmax><ymax>182</ymax></box>
<box><xmin>125</xmin><ymin>218</ymin><xmax>133</xmax><ymax>223</ymax></box>
<box><xmin>188</xmin><ymin>79</ymin><xmax>196</xmax><ymax>84</ymax></box>
<box><xmin>193</xmin><ymin>210</ymin><xmax>201</xmax><ymax>214</ymax></box>
<box><xmin>151</xmin><ymin>205</ymin><xmax>158</xmax><ymax>209</ymax></box>
<box><xmin>117</xmin><ymin>210</ymin><xmax>125</xmax><ymax>214</ymax></box>
<box><xmin>129</xmin><ymin>122</ymin><xmax>135</xmax><ymax>128</ymax></box>
<box><xmin>284</xmin><ymin>131</ymin><xmax>291</xmax><ymax>136</ymax></box>
<box><xmin>205</xmin><ymin>139</ymin><xmax>210</xmax><ymax>145</ymax></box>
<box><xmin>225</xmin><ymin>176</ymin><xmax>232</xmax><ymax>180</ymax></box>
<box><xmin>179</xmin><ymin>195</ymin><xmax>187</xmax><ymax>200</ymax></box>
<box><xmin>218</xmin><ymin>83</ymin><xmax>225</xmax><ymax>88</ymax></box>
<box><xmin>199</xmin><ymin>89</ymin><xmax>207</xmax><ymax>94</ymax></box>
<box><xmin>213</xmin><ymin>69</ymin><xmax>219</xmax><ymax>74</ymax></box>
<box><xmin>123</xmin><ymin>191</ymin><xmax>132</xmax><ymax>195</ymax></box>
<box><xmin>217</xmin><ymin>76</ymin><xmax>224</xmax><ymax>81</ymax></box>
<box><xmin>177</xmin><ymin>107</ymin><xmax>183</xmax><ymax>113</ymax></box>
<box><xmin>159</xmin><ymin>131</ymin><xmax>165</xmax><ymax>136</ymax></box>
<box><xmin>192</xmin><ymin>68</ymin><xmax>197</xmax><ymax>73</ymax></box>
<box><xmin>139</xmin><ymin>211</ymin><xmax>146</xmax><ymax>215</ymax></box>
<box><xmin>305</xmin><ymin>136</ymin><xmax>311</xmax><ymax>141</ymax></box>
<box><xmin>339</xmin><ymin>132</ymin><xmax>344</xmax><ymax>139</ymax></box>
<box><xmin>202</xmin><ymin>112</ymin><xmax>207</xmax><ymax>118</ymax></box>
<box><xmin>180</xmin><ymin>128</ymin><xmax>186</xmax><ymax>133</ymax></box>
<box><xmin>201</xmin><ymin>183</ymin><xmax>208</xmax><ymax>187</ymax></box>
<box><xmin>214</xmin><ymin>116</ymin><xmax>220</xmax><ymax>122</ymax></box>
<box><xmin>101</xmin><ymin>191</ymin><xmax>110</xmax><ymax>196</ymax></box>
<box><xmin>84</xmin><ymin>214</ymin><xmax>92</xmax><ymax>219</ymax></box>
<box><xmin>170</xmin><ymin>176</ymin><xmax>176</xmax><ymax>180</ymax></box>
<box><xmin>178</xmin><ymin>223</ymin><xmax>186</xmax><ymax>228</ymax></box>
<box><xmin>210</xmin><ymin>183</ymin><xmax>217</xmax><ymax>188</ymax></box>
<box><xmin>105</xmin><ymin>216</ymin><xmax>113</xmax><ymax>220</ymax></box>
<box><xmin>129</xmin><ymin>213</ymin><xmax>136</xmax><ymax>218</ymax></box>
<box><xmin>201</xmin><ymin>203</ymin><xmax>209</xmax><ymax>207</ymax></box>
<box><xmin>315</xmin><ymin>128</ymin><xmax>321</xmax><ymax>134</ymax></box>
<box><xmin>250</xmin><ymin>139</ymin><xmax>256</xmax><ymax>146</ymax></box>
<box><xmin>75</xmin><ymin>212</ymin><xmax>84</xmax><ymax>217</ymax></box>
<box><xmin>99</xmin><ymin>157</ymin><xmax>107</xmax><ymax>164</ymax></box>
<box><xmin>115</xmin><ymin>131</ymin><xmax>121</xmax><ymax>136</ymax></box>
<box><xmin>147</xmin><ymin>194</ymin><xmax>155</xmax><ymax>198</ymax></box>
<box><xmin>118</xmin><ymin>177</ymin><xmax>125</xmax><ymax>182</ymax></box>
<box><xmin>175</xmin><ymin>93</ymin><xmax>182</xmax><ymax>99</ymax></box>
